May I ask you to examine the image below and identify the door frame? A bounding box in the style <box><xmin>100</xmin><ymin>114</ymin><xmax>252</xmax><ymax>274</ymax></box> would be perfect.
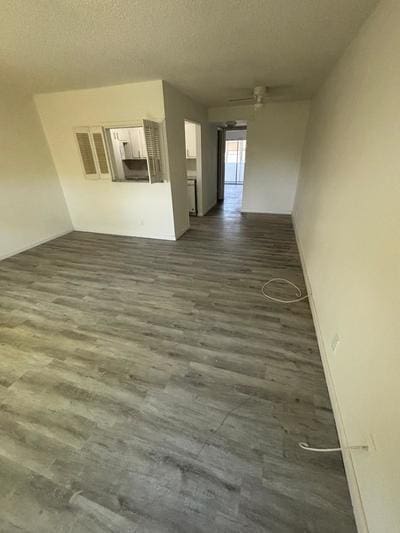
<box><xmin>184</xmin><ymin>119</ymin><xmax>203</xmax><ymax>215</ymax></box>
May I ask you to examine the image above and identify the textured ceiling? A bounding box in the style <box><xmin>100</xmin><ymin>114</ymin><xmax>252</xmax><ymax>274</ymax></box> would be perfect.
<box><xmin>0</xmin><ymin>0</ymin><xmax>378</xmax><ymax>105</ymax></box>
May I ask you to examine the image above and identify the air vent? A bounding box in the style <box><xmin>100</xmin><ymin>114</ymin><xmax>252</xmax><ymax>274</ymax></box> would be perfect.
<box><xmin>92</xmin><ymin>132</ymin><xmax>109</xmax><ymax>174</ymax></box>
<box><xmin>74</xmin><ymin>127</ymin><xmax>111</xmax><ymax>180</ymax></box>
<box><xmin>76</xmin><ymin>131</ymin><xmax>97</xmax><ymax>175</ymax></box>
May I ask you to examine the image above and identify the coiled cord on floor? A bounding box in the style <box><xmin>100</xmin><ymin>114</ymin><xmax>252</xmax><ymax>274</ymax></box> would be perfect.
<box><xmin>298</xmin><ymin>442</ymin><xmax>341</xmax><ymax>453</ymax></box>
<box><xmin>299</xmin><ymin>442</ymin><xmax>369</xmax><ymax>453</ymax></box>
<box><xmin>261</xmin><ymin>278</ymin><xmax>309</xmax><ymax>304</ymax></box>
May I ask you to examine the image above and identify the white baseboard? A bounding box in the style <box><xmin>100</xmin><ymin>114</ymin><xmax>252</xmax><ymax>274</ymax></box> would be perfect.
<box><xmin>241</xmin><ymin>208</ymin><xmax>292</xmax><ymax>215</ymax></box>
<box><xmin>292</xmin><ymin>215</ymin><xmax>369</xmax><ymax>533</ymax></box>
<box><xmin>200</xmin><ymin>200</ymin><xmax>217</xmax><ymax>217</ymax></box>
<box><xmin>174</xmin><ymin>224</ymin><xmax>190</xmax><ymax>240</ymax></box>
<box><xmin>0</xmin><ymin>229</ymin><xmax>73</xmax><ymax>262</ymax></box>
<box><xmin>73</xmin><ymin>227</ymin><xmax>177</xmax><ymax>241</ymax></box>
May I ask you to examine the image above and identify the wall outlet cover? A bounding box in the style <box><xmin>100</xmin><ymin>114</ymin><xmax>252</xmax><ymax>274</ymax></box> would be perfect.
<box><xmin>367</xmin><ymin>433</ymin><xmax>377</xmax><ymax>452</ymax></box>
<box><xmin>331</xmin><ymin>332</ymin><xmax>340</xmax><ymax>352</ymax></box>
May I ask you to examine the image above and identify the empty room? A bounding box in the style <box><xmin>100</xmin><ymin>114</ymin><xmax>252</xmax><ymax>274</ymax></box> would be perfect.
<box><xmin>0</xmin><ymin>1</ymin><xmax>398</xmax><ymax>532</ymax></box>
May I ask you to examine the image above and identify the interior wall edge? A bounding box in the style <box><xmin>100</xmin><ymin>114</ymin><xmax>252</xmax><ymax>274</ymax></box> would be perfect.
<box><xmin>174</xmin><ymin>224</ymin><xmax>190</xmax><ymax>240</ymax></box>
<box><xmin>162</xmin><ymin>81</ymin><xmax>218</xmax><ymax>234</ymax></box>
<box><xmin>292</xmin><ymin>214</ymin><xmax>369</xmax><ymax>533</ymax></box>
<box><xmin>33</xmin><ymin>95</ymin><xmax>73</xmax><ymax>228</ymax></box>
<box><xmin>201</xmin><ymin>200</ymin><xmax>218</xmax><ymax>217</ymax></box>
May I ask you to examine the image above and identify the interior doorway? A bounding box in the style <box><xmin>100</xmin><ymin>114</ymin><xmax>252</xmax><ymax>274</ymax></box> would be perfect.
<box><xmin>184</xmin><ymin>120</ymin><xmax>202</xmax><ymax>217</ymax></box>
<box><xmin>224</xmin><ymin>130</ymin><xmax>247</xmax><ymax>185</ymax></box>
<box><xmin>184</xmin><ymin>120</ymin><xmax>203</xmax><ymax>216</ymax></box>
<box><xmin>218</xmin><ymin>127</ymin><xmax>247</xmax><ymax>214</ymax></box>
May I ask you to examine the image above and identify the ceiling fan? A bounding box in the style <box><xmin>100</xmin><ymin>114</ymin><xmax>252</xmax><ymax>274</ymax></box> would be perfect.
<box><xmin>228</xmin><ymin>85</ymin><xmax>288</xmax><ymax>109</ymax></box>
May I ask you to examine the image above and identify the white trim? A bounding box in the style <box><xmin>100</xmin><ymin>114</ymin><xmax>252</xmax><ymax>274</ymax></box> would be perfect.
<box><xmin>174</xmin><ymin>224</ymin><xmax>190</xmax><ymax>240</ymax></box>
<box><xmin>201</xmin><ymin>200</ymin><xmax>217</xmax><ymax>217</ymax></box>
<box><xmin>292</xmin><ymin>214</ymin><xmax>368</xmax><ymax>533</ymax></box>
<box><xmin>241</xmin><ymin>208</ymin><xmax>292</xmax><ymax>215</ymax></box>
<box><xmin>72</xmin><ymin>228</ymin><xmax>177</xmax><ymax>241</ymax></box>
<box><xmin>0</xmin><ymin>229</ymin><xmax>73</xmax><ymax>262</ymax></box>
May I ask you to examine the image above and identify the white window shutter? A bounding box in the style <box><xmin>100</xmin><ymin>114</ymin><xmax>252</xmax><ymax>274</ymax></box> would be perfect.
<box><xmin>74</xmin><ymin>127</ymin><xmax>99</xmax><ymax>179</ymax></box>
<box><xmin>143</xmin><ymin>119</ymin><xmax>163</xmax><ymax>183</ymax></box>
<box><xmin>74</xmin><ymin>127</ymin><xmax>111</xmax><ymax>180</ymax></box>
<box><xmin>90</xmin><ymin>126</ymin><xmax>111</xmax><ymax>180</ymax></box>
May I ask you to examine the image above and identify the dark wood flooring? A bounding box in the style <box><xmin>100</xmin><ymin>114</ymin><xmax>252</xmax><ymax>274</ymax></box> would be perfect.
<box><xmin>0</xmin><ymin>185</ymin><xmax>356</xmax><ymax>532</ymax></box>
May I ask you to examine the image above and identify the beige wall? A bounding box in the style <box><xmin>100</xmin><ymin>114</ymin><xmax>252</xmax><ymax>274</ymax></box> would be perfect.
<box><xmin>35</xmin><ymin>81</ymin><xmax>177</xmax><ymax>240</ymax></box>
<box><xmin>209</xmin><ymin>102</ymin><xmax>310</xmax><ymax>214</ymax></box>
<box><xmin>243</xmin><ymin>102</ymin><xmax>309</xmax><ymax>214</ymax></box>
<box><xmin>293</xmin><ymin>0</ymin><xmax>400</xmax><ymax>531</ymax></box>
<box><xmin>0</xmin><ymin>88</ymin><xmax>72</xmax><ymax>260</ymax></box>
<box><xmin>209</xmin><ymin>104</ymin><xmax>253</xmax><ymax>125</ymax></box>
<box><xmin>163</xmin><ymin>82</ymin><xmax>217</xmax><ymax>236</ymax></box>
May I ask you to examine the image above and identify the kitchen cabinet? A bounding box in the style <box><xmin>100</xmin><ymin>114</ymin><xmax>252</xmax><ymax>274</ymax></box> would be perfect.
<box><xmin>112</xmin><ymin>127</ymin><xmax>147</xmax><ymax>160</ymax></box>
<box><xmin>184</xmin><ymin>122</ymin><xmax>197</xmax><ymax>158</ymax></box>
<box><xmin>103</xmin><ymin>121</ymin><xmax>163</xmax><ymax>183</ymax></box>
<box><xmin>116</xmin><ymin>129</ymin><xmax>130</xmax><ymax>142</ymax></box>
<box><xmin>129</xmin><ymin>127</ymin><xmax>147</xmax><ymax>159</ymax></box>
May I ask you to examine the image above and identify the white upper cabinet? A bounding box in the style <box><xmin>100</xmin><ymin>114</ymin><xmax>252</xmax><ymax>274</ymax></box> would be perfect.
<box><xmin>129</xmin><ymin>128</ymin><xmax>147</xmax><ymax>159</ymax></box>
<box><xmin>113</xmin><ymin>127</ymin><xmax>147</xmax><ymax>160</ymax></box>
<box><xmin>115</xmin><ymin>129</ymin><xmax>130</xmax><ymax>143</ymax></box>
<box><xmin>184</xmin><ymin>121</ymin><xmax>197</xmax><ymax>158</ymax></box>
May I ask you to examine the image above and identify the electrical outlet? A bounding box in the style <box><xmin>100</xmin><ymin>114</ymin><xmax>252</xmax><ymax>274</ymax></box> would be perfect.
<box><xmin>331</xmin><ymin>333</ymin><xmax>340</xmax><ymax>353</ymax></box>
<box><xmin>367</xmin><ymin>433</ymin><xmax>377</xmax><ymax>452</ymax></box>
<box><xmin>349</xmin><ymin>434</ymin><xmax>375</xmax><ymax>453</ymax></box>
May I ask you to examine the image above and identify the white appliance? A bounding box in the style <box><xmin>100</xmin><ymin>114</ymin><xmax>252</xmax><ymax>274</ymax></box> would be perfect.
<box><xmin>187</xmin><ymin>178</ymin><xmax>197</xmax><ymax>215</ymax></box>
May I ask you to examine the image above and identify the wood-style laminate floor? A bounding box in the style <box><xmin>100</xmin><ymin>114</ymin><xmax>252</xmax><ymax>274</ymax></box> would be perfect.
<box><xmin>0</xmin><ymin>185</ymin><xmax>356</xmax><ymax>532</ymax></box>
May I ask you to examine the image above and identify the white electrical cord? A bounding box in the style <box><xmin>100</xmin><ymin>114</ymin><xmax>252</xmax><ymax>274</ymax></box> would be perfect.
<box><xmin>261</xmin><ymin>281</ymin><xmax>368</xmax><ymax>455</ymax></box>
<box><xmin>299</xmin><ymin>442</ymin><xmax>368</xmax><ymax>453</ymax></box>
<box><xmin>299</xmin><ymin>442</ymin><xmax>341</xmax><ymax>452</ymax></box>
<box><xmin>261</xmin><ymin>278</ymin><xmax>309</xmax><ymax>304</ymax></box>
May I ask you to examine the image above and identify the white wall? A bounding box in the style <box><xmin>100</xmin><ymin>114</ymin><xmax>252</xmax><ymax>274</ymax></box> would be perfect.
<box><xmin>35</xmin><ymin>81</ymin><xmax>177</xmax><ymax>240</ymax></box>
<box><xmin>243</xmin><ymin>102</ymin><xmax>309</xmax><ymax>214</ymax></box>
<box><xmin>293</xmin><ymin>1</ymin><xmax>400</xmax><ymax>531</ymax></box>
<box><xmin>209</xmin><ymin>102</ymin><xmax>310</xmax><ymax>214</ymax></box>
<box><xmin>163</xmin><ymin>82</ymin><xmax>217</xmax><ymax>235</ymax></box>
<box><xmin>0</xmin><ymin>87</ymin><xmax>72</xmax><ymax>260</ymax></box>
<box><xmin>209</xmin><ymin>104</ymin><xmax>253</xmax><ymax>125</ymax></box>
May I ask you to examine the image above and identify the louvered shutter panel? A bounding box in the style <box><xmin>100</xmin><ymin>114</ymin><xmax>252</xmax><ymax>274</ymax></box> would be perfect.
<box><xmin>75</xmin><ymin>127</ymin><xmax>98</xmax><ymax>179</ymax></box>
<box><xmin>143</xmin><ymin>119</ymin><xmax>163</xmax><ymax>183</ymax></box>
<box><xmin>90</xmin><ymin>126</ymin><xmax>111</xmax><ymax>179</ymax></box>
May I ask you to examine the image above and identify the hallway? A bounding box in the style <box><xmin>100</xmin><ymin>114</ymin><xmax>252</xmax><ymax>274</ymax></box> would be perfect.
<box><xmin>0</xmin><ymin>205</ymin><xmax>355</xmax><ymax>531</ymax></box>
<box><xmin>209</xmin><ymin>184</ymin><xmax>243</xmax><ymax>217</ymax></box>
